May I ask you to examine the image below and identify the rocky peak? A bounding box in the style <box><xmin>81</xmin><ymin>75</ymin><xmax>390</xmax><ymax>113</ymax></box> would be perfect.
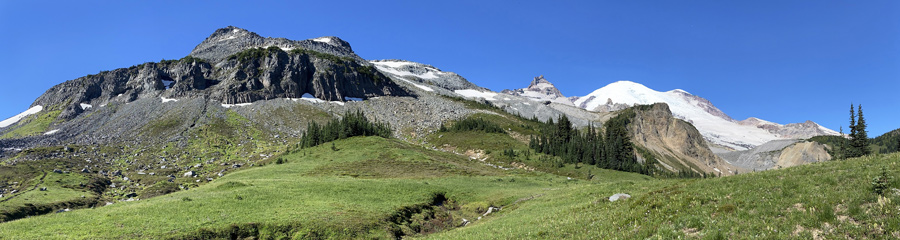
<box><xmin>189</xmin><ymin>26</ymin><xmax>359</xmax><ymax>63</ymax></box>
<box><xmin>501</xmin><ymin>75</ymin><xmax>573</xmax><ymax>106</ymax></box>
<box><xmin>206</xmin><ymin>26</ymin><xmax>263</xmax><ymax>42</ymax></box>
<box><xmin>310</xmin><ymin>36</ymin><xmax>352</xmax><ymax>49</ymax></box>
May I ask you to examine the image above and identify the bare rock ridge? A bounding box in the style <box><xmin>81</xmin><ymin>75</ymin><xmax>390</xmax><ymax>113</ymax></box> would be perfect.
<box><xmin>501</xmin><ymin>75</ymin><xmax>574</xmax><ymax>106</ymax></box>
<box><xmin>718</xmin><ymin>139</ymin><xmax>831</xmax><ymax>171</ymax></box>
<box><xmin>189</xmin><ymin>26</ymin><xmax>359</xmax><ymax>63</ymax></box>
<box><xmin>31</xmin><ymin>26</ymin><xmax>413</xmax><ymax>121</ymax></box>
<box><xmin>738</xmin><ymin>118</ymin><xmax>839</xmax><ymax>139</ymax></box>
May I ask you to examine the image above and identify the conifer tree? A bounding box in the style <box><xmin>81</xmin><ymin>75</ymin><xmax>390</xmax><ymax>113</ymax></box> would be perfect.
<box><xmin>848</xmin><ymin>104</ymin><xmax>857</xmax><ymax>157</ymax></box>
<box><xmin>837</xmin><ymin>126</ymin><xmax>845</xmax><ymax>160</ymax></box>
<box><xmin>853</xmin><ymin>104</ymin><xmax>869</xmax><ymax>156</ymax></box>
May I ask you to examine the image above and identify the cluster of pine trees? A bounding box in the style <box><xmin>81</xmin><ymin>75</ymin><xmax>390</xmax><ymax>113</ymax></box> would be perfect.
<box><xmin>438</xmin><ymin>117</ymin><xmax>504</xmax><ymax>133</ymax></box>
<box><xmin>298</xmin><ymin>110</ymin><xmax>392</xmax><ymax>148</ymax></box>
<box><xmin>838</xmin><ymin>104</ymin><xmax>870</xmax><ymax>159</ymax></box>
<box><xmin>528</xmin><ymin>110</ymin><xmax>655</xmax><ymax>175</ymax></box>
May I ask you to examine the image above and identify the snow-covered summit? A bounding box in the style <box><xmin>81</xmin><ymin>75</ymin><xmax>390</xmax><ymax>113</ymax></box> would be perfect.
<box><xmin>574</xmin><ymin>81</ymin><xmax>838</xmax><ymax>150</ymax></box>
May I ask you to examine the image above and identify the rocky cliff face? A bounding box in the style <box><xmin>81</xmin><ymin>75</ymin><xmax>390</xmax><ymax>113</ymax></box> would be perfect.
<box><xmin>626</xmin><ymin>103</ymin><xmax>735</xmax><ymax>175</ymax></box>
<box><xmin>30</xmin><ymin>28</ymin><xmax>412</xmax><ymax>122</ymax></box>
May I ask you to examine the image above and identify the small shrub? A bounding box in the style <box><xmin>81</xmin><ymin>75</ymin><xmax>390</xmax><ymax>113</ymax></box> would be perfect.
<box><xmin>275</xmin><ymin>158</ymin><xmax>285</xmax><ymax>164</ymax></box>
<box><xmin>181</xmin><ymin>197</ymin><xmax>192</xmax><ymax>202</ymax></box>
<box><xmin>872</xmin><ymin>166</ymin><xmax>892</xmax><ymax>196</ymax></box>
<box><xmin>717</xmin><ymin>204</ymin><xmax>736</xmax><ymax>214</ymax></box>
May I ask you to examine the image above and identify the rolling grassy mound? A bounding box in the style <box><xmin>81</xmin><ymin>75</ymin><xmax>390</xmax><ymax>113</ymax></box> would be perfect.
<box><xmin>0</xmin><ymin>136</ymin><xmax>651</xmax><ymax>239</ymax></box>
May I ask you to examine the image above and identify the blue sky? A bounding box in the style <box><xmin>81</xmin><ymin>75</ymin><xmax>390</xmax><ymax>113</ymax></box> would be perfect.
<box><xmin>0</xmin><ymin>1</ymin><xmax>897</xmax><ymax>136</ymax></box>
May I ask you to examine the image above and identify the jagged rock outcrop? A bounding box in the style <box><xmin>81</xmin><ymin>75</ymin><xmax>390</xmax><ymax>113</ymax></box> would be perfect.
<box><xmin>626</xmin><ymin>103</ymin><xmax>734</xmax><ymax>175</ymax></box>
<box><xmin>500</xmin><ymin>75</ymin><xmax>573</xmax><ymax>106</ymax></box>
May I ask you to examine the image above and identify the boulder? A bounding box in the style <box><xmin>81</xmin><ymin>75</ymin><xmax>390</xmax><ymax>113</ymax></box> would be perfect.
<box><xmin>609</xmin><ymin>193</ymin><xmax>631</xmax><ymax>202</ymax></box>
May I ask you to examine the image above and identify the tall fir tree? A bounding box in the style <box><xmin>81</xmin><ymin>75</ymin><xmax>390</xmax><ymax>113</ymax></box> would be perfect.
<box><xmin>838</xmin><ymin>126</ymin><xmax>845</xmax><ymax>160</ymax></box>
<box><xmin>854</xmin><ymin>104</ymin><xmax>869</xmax><ymax>156</ymax></box>
<box><xmin>847</xmin><ymin>104</ymin><xmax>858</xmax><ymax>158</ymax></box>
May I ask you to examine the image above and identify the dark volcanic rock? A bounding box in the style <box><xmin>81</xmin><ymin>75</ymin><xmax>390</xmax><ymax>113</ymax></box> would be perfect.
<box><xmin>29</xmin><ymin>28</ymin><xmax>412</xmax><ymax>121</ymax></box>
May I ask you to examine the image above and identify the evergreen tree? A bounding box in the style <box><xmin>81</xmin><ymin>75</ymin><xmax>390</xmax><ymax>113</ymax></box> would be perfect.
<box><xmin>837</xmin><ymin>126</ymin><xmax>845</xmax><ymax>160</ymax></box>
<box><xmin>847</xmin><ymin>104</ymin><xmax>858</xmax><ymax>158</ymax></box>
<box><xmin>853</xmin><ymin>104</ymin><xmax>869</xmax><ymax>156</ymax></box>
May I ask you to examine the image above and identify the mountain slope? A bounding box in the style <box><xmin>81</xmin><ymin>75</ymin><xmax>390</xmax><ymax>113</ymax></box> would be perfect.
<box><xmin>0</xmin><ymin>136</ymin><xmax>588</xmax><ymax>239</ymax></box>
<box><xmin>574</xmin><ymin>81</ymin><xmax>838</xmax><ymax>151</ymax></box>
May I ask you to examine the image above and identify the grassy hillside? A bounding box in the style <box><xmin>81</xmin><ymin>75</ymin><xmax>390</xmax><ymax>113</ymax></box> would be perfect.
<box><xmin>3</xmin><ymin>105</ymin><xmax>898</xmax><ymax>239</ymax></box>
<box><xmin>428</xmin><ymin>153</ymin><xmax>900</xmax><ymax>239</ymax></box>
<box><xmin>0</xmin><ymin>136</ymin><xmax>651</xmax><ymax>239</ymax></box>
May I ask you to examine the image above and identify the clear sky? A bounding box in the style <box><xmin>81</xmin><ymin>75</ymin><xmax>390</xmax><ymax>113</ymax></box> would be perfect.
<box><xmin>1</xmin><ymin>1</ymin><xmax>897</xmax><ymax>136</ymax></box>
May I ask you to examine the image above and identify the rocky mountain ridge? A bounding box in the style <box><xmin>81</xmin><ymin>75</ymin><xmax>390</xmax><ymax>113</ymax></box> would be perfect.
<box><xmin>189</xmin><ymin>26</ymin><xmax>359</xmax><ymax>63</ymax></box>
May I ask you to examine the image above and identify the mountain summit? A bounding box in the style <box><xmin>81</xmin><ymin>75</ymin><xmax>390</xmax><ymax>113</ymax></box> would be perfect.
<box><xmin>189</xmin><ymin>26</ymin><xmax>358</xmax><ymax>63</ymax></box>
<box><xmin>501</xmin><ymin>75</ymin><xmax>574</xmax><ymax>106</ymax></box>
<box><xmin>574</xmin><ymin>81</ymin><xmax>838</xmax><ymax>150</ymax></box>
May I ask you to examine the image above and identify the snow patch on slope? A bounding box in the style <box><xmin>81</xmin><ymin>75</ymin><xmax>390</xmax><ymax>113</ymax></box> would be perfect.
<box><xmin>295</xmin><ymin>93</ymin><xmax>345</xmax><ymax>105</ymax></box>
<box><xmin>161</xmin><ymin>97</ymin><xmax>178</xmax><ymax>103</ymax></box>
<box><xmin>222</xmin><ymin>103</ymin><xmax>252</xmax><ymax>108</ymax></box>
<box><xmin>313</xmin><ymin>37</ymin><xmax>333</xmax><ymax>44</ymax></box>
<box><xmin>0</xmin><ymin>106</ymin><xmax>43</xmax><ymax>128</ymax></box>
<box><xmin>397</xmin><ymin>78</ymin><xmax>434</xmax><ymax>92</ymax></box>
<box><xmin>370</xmin><ymin>61</ymin><xmax>443</xmax><ymax>80</ymax></box>
<box><xmin>455</xmin><ymin>89</ymin><xmax>498</xmax><ymax>101</ymax></box>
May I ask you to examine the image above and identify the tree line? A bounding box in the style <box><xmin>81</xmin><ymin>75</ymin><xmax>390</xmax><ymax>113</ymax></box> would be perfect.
<box><xmin>298</xmin><ymin>110</ymin><xmax>392</xmax><ymax>149</ymax></box>
<box><xmin>528</xmin><ymin>109</ymin><xmax>656</xmax><ymax>175</ymax></box>
<box><xmin>438</xmin><ymin>117</ymin><xmax>505</xmax><ymax>133</ymax></box>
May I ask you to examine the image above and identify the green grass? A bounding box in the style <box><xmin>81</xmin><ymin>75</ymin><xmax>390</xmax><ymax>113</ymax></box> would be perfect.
<box><xmin>0</xmin><ymin>172</ymin><xmax>99</xmax><ymax>222</ymax></box>
<box><xmin>0</xmin><ymin>136</ymin><xmax>580</xmax><ymax>239</ymax></box>
<box><xmin>427</xmin><ymin>153</ymin><xmax>900</xmax><ymax>239</ymax></box>
<box><xmin>0</xmin><ymin>109</ymin><xmax>61</xmax><ymax>139</ymax></box>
